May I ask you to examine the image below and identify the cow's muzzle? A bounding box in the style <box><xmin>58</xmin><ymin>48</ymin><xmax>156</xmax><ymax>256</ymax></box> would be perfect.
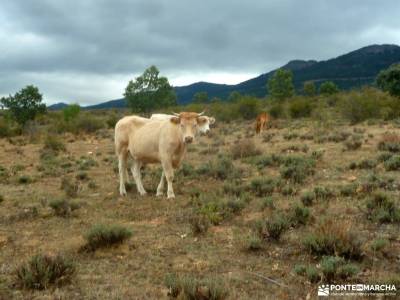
<box><xmin>184</xmin><ymin>136</ymin><xmax>193</xmax><ymax>144</ymax></box>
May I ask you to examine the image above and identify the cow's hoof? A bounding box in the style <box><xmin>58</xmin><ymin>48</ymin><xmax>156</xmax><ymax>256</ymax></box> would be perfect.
<box><xmin>139</xmin><ymin>191</ymin><xmax>147</xmax><ymax>196</ymax></box>
<box><xmin>167</xmin><ymin>193</ymin><xmax>175</xmax><ymax>199</ymax></box>
<box><xmin>119</xmin><ymin>190</ymin><xmax>127</xmax><ymax>196</ymax></box>
<box><xmin>156</xmin><ymin>192</ymin><xmax>163</xmax><ymax>197</ymax></box>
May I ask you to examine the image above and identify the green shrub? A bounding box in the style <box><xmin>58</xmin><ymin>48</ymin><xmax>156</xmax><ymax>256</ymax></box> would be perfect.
<box><xmin>0</xmin><ymin>117</ymin><xmax>12</xmax><ymax>137</ymax></box>
<box><xmin>365</xmin><ymin>192</ymin><xmax>400</xmax><ymax>223</ymax></box>
<box><xmin>62</xmin><ymin>104</ymin><xmax>80</xmax><ymax>122</ymax></box>
<box><xmin>49</xmin><ymin>199</ymin><xmax>80</xmax><ymax>217</ymax></box>
<box><xmin>384</xmin><ymin>155</ymin><xmax>400</xmax><ymax>171</ymax></box>
<box><xmin>306</xmin><ymin>266</ymin><xmax>320</xmax><ymax>283</ymax></box>
<box><xmin>236</xmin><ymin>96</ymin><xmax>260</xmax><ymax>120</ymax></box>
<box><xmin>313</xmin><ymin>186</ymin><xmax>335</xmax><ymax>201</ymax></box>
<box><xmin>293</xmin><ymin>264</ymin><xmax>307</xmax><ymax>276</ymax></box>
<box><xmin>303</xmin><ymin>218</ymin><xmax>363</xmax><ymax>259</ymax></box>
<box><xmin>343</xmin><ymin>135</ymin><xmax>362</xmax><ymax>151</ymax></box>
<box><xmin>244</xmin><ymin>234</ymin><xmax>263</xmax><ymax>251</ymax></box>
<box><xmin>377</xmin><ymin>133</ymin><xmax>400</xmax><ymax>153</ymax></box>
<box><xmin>269</xmin><ymin>102</ymin><xmax>285</xmax><ymax>119</ymax></box>
<box><xmin>42</xmin><ymin>135</ymin><xmax>66</xmax><ymax>156</ymax></box>
<box><xmin>288</xmin><ymin>98</ymin><xmax>313</xmax><ymax>118</ymax></box>
<box><xmin>320</xmin><ymin>256</ymin><xmax>358</xmax><ymax>281</ymax></box>
<box><xmin>339</xmin><ymin>184</ymin><xmax>358</xmax><ymax>197</ymax></box>
<box><xmin>290</xmin><ymin>204</ymin><xmax>310</xmax><ymax>226</ymax></box>
<box><xmin>188</xmin><ymin>211</ymin><xmax>210</xmax><ymax>235</ymax></box>
<box><xmin>301</xmin><ymin>190</ymin><xmax>316</xmax><ymax>206</ymax></box>
<box><xmin>260</xmin><ymin>197</ymin><xmax>275</xmax><ymax>210</ymax></box>
<box><xmin>84</xmin><ymin>224</ymin><xmax>132</xmax><ymax>251</ymax></box>
<box><xmin>165</xmin><ymin>274</ymin><xmax>228</xmax><ymax>300</ymax></box>
<box><xmin>74</xmin><ymin>115</ymin><xmax>104</xmax><ymax>134</ymax></box>
<box><xmin>265</xmin><ymin>214</ymin><xmax>289</xmax><ymax>240</ymax></box>
<box><xmin>18</xmin><ymin>175</ymin><xmax>32</xmax><ymax>184</ymax></box>
<box><xmin>250</xmin><ymin>178</ymin><xmax>277</xmax><ymax>196</ymax></box>
<box><xmin>371</xmin><ymin>238</ymin><xmax>389</xmax><ymax>253</ymax></box>
<box><xmin>60</xmin><ymin>177</ymin><xmax>79</xmax><ymax>197</ymax></box>
<box><xmin>15</xmin><ymin>254</ymin><xmax>75</xmax><ymax>290</ymax></box>
<box><xmin>279</xmin><ymin>156</ymin><xmax>315</xmax><ymax>184</ymax></box>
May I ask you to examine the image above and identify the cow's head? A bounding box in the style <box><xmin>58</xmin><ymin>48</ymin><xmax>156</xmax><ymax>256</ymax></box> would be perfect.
<box><xmin>170</xmin><ymin>111</ymin><xmax>207</xmax><ymax>144</ymax></box>
<box><xmin>197</xmin><ymin>116</ymin><xmax>215</xmax><ymax>135</ymax></box>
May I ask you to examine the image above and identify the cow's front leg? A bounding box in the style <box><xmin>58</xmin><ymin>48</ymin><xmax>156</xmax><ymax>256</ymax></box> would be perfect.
<box><xmin>118</xmin><ymin>153</ymin><xmax>127</xmax><ymax>196</ymax></box>
<box><xmin>156</xmin><ymin>171</ymin><xmax>165</xmax><ymax>197</ymax></box>
<box><xmin>132</xmin><ymin>160</ymin><xmax>147</xmax><ymax>196</ymax></box>
<box><xmin>162</xmin><ymin>160</ymin><xmax>175</xmax><ymax>199</ymax></box>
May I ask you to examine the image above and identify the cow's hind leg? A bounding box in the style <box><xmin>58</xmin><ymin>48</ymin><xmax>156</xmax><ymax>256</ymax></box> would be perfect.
<box><xmin>156</xmin><ymin>171</ymin><xmax>165</xmax><ymax>197</ymax></box>
<box><xmin>132</xmin><ymin>160</ymin><xmax>147</xmax><ymax>196</ymax></box>
<box><xmin>118</xmin><ymin>153</ymin><xmax>128</xmax><ymax>196</ymax></box>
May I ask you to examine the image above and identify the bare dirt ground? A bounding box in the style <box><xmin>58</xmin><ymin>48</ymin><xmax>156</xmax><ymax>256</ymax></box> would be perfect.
<box><xmin>0</xmin><ymin>119</ymin><xmax>399</xmax><ymax>299</ymax></box>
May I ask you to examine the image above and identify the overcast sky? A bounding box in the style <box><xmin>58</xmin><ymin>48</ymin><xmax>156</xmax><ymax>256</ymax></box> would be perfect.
<box><xmin>1</xmin><ymin>0</ymin><xmax>400</xmax><ymax>105</ymax></box>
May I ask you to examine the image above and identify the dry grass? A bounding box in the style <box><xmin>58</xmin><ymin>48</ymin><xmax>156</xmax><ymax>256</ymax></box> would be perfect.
<box><xmin>0</xmin><ymin>116</ymin><xmax>399</xmax><ymax>298</ymax></box>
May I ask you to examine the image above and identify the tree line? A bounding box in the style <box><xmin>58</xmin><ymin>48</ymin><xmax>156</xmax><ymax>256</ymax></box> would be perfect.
<box><xmin>1</xmin><ymin>63</ymin><xmax>400</xmax><ymax>128</ymax></box>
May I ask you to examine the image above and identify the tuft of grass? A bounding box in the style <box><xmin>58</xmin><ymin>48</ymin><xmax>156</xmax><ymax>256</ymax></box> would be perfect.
<box><xmin>188</xmin><ymin>211</ymin><xmax>210</xmax><ymax>235</ymax></box>
<box><xmin>49</xmin><ymin>199</ymin><xmax>80</xmax><ymax>217</ymax></box>
<box><xmin>230</xmin><ymin>138</ymin><xmax>261</xmax><ymax>159</ymax></box>
<box><xmin>164</xmin><ymin>273</ymin><xmax>228</xmax><ymax>300</ymax></box>
<box><xmin>84</xmin><ymin>224</ymin><xmax>132</xmax><ymax>251</ymax></box>
<box><xmin>76</xmin><ymin>171</ymin><xmax>88</xmax><ymax>181</ymax></box>
<box><xmin>303</xmin><ymin>218</ymin><xmax>363</xmax><ymax>259</ymax></box>
<box><xmin>61</xmin><ymin>177</ymin><xmax>79</xmax><ymax>197</ymax></box>
<box><xmin>15</xmin><ymin>253</ymin><xmax>75</xmax><ymax>290</ymax></box>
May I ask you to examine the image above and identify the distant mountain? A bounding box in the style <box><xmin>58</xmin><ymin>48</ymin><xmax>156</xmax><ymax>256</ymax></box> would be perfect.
<box><xmin>48</xmin><ymin>44</ymin><xmax>400</xmax><ymax>109</ymax></box>
<box><xmin>48</xmin><ymin>102</ymin><xmax>69</xmax><ymax>110</ymax></box>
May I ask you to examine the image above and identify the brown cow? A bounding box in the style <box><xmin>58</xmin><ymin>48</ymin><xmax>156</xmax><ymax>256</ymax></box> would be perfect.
<box><xmin>255</xmin><ymin>112</ymin><xmax>270</xmax><ymax>134</ymax></box>
<box><xmin>115</xmin><ymin>112</ymin><xmax>209</xmax><ymax>198</ymax></box>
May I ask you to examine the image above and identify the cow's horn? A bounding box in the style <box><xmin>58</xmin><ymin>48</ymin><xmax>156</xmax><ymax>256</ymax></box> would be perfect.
<box><xmin>172</xmin><ymin>112</ymin><xmax>180</xmax><ymax>116</ymax></box>
<box><xmin>198</xmin><ymin>111</ymin><xmax>205</xmax><ymax>116</ymax></box>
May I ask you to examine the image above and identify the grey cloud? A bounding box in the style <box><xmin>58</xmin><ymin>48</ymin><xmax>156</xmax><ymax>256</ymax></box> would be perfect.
<box><xmin>1</xmin><ymin>0</ymin><xmax>400</xmax><ymax>104</ymax></box>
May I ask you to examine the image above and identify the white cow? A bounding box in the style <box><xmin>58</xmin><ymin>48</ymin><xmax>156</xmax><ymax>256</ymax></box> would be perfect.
<box><xmin>115</xmin><ymin>112</ymin><xmax>210</xmax><ymax>198</ymax></box>
<box><xmin>150</xmin><ymin>113</ymin><xmax>215</xmax><ymax>135</ymax></box>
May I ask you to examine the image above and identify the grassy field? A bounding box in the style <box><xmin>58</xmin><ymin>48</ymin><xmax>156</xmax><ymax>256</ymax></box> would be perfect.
<box><xmin>0</xmin><ymin>115</ymin><xmax>399</xmax><ymax>299</ymax></box>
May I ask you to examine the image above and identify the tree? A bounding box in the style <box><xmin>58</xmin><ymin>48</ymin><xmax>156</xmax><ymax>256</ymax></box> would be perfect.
<box><xmin>376</xmin><ymin>63</ymin><xmax>400</xmax><ymax>97</ymax></box>
<box><xmin>0</xmin><ymin>85</ymin><xmax>46</xmax><ymax>126</ymax></box>
<box><xmin>319</xmin><ymin>81</ymin><xmax>339</xmax><ymax>95</ymax></box>
<box><xmin>124</xmin><ymin>66</ymin><xmax>177</xmax><ymax>113</ymax></box>
<box><xmin>303</xmin><ymin>81</ymin><xmax>316</xmax><ymax>97</ymax></box>
<box><xmin>63</xmin><ymin>104</ymin><xmax>81</xmax><ymax>122</ymax></box>
<box><xmin>228</xmin><ymin>91</ymin><xmax>241</xmax><ymax>102</ymax></box>
<box><xmin>192</xmin><ymin>91</ymin><xmax>209</xmax><ymax>104</ymax></box>
<box><xmin>267</xmin><ymin>69</ymin><xmax>295</xmax><ymax>101</ymax></box>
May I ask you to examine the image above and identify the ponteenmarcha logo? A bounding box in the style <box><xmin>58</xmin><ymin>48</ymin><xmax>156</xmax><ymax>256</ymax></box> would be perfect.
<box><xmin>318</xmin><ymin>283</ymin><xmax>397</xmax><ymax>296</ymax></box>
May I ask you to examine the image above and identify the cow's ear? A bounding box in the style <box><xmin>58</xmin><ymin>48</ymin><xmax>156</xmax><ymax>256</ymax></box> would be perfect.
<box><xmin>197</xmin><ymin>116</ymin><xmax>207</xmax><ymax>124</ymax></box>
<box><xmin>209</xmin><ymin>117</ymin><xmax>215</xmax><ymax>125</ymax></box>
<box><xmin>170</xmin><ymin>116</ymin><xmax>180</xmax><ymax>124</ymax></box>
